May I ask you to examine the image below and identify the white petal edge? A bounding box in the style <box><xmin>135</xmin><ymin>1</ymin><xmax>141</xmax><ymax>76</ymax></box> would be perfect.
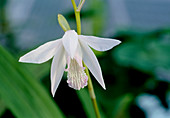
<box><xmin>51</xmin><ymin>45</ymin><xmax>66</xmax><ymax>97</ymax></box>
<box><xmin>79</xmin><ymin>38</ymin><xmax>106</xmax><ymax>89</ymax></box>
<box><xmin>19</xmin><ymin>39</ymin><xmax>62</xmax><ymax>64</ymax></box>
<box><xmin>78</xmin><ymin>35</ymin><xmax>121</xmax><ymax>51</ymax></box>
<box><xmin>62</xmin><ymin>30</ymin><xmax>78</xmax><ymax>58</ymax></box>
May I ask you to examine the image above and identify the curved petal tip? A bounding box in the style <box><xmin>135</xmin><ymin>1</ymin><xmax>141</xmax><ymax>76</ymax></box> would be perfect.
<box><xmin>52</xmin><ymin>91</ymin><xmax>55</xmax><ymax>97</ymax></box>
<box><xmin>79</xmin><ymin>35</ymin><xmax>122</xmax><ymax>51</ymax></box>
<box><xmin>103</xmin><ymin>85</ymin><xmax>106</xmax><ymax>90</ymax></box>
<box><xmin>116</xmin><ymin>40</ymin><xmax>122</xmax><ymax>45</ymax></box>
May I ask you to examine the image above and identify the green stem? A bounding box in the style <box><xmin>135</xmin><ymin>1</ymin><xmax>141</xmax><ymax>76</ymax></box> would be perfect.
<box><xmin>71</xmin><ymin>0</ymin><xmax>101</xmax><ymax>118</ymax></box>
<box><xmin>71</xmin><ymin>0</ymin><xmax>81</xmax><ymax>34</ymax></box>
<box><xmin>84</xmin><ymin>64</ymin><xmax>101</xmax><ymax>118</ymax></box>
<box><xmin>75</xmin><ymin>12</ymin><xmax>81</xmax><ymax>35</ymax></box>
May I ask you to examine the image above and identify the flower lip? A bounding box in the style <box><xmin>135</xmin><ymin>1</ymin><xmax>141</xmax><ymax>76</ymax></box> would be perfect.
<box><xmin>66</xmin><ymin>58</ymin><xmax>88</xmax><ymax>90</ymax></box>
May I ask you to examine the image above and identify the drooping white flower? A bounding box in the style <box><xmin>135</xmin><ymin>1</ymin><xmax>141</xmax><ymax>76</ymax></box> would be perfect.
<box><xmin>19</xmin><ymin>30</ymin><xmax>121</xmax><ymax>96</ymax></box>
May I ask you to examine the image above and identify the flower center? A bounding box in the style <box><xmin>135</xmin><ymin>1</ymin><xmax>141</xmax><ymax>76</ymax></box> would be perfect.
<box><xmin>66</xmin><ymin>59</ymin><xmax>88</xmax><ymax>90</ymax></box>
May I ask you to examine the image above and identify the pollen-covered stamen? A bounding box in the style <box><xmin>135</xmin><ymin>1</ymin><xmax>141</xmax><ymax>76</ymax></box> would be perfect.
<box><xmin>66</xmin><ymin>59</ymin><xmax>88</xmax><ymax>90</ymax></box>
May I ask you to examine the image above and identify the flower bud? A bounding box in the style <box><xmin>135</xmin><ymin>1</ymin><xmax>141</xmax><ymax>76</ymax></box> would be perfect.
<box><xmin>58</xmin><ymin>14</ymin><xmax>71</xmax><ymax>32</ymax></box>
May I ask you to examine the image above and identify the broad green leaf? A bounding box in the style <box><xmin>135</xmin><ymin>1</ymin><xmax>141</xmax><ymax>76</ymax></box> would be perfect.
<box><xmin>24</xmin><ymin>62</ymin><xmax>50</xmax><ymax>80</ymax></box>
<box><xmin>76</xmin><ymin>89</ymin><xmax>106</xmax><ymax>118</ymax></box>
<box><xmin>76</xmin><ymin>89</ymin><xmax>96</xmax><ymax>118</ymax></box>
<box><xmin>0</xmin><ymin>45</ymin><xmax>65</xmax><ymax>118</ymax></box>
<box><xmin>0</xmin><ymin>99</ymin><xmax>6</xmax><ymax>117</ymax></box>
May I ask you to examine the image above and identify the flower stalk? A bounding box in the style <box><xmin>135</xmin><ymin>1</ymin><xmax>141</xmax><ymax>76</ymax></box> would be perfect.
<box><xmin>71</xmin><ymin>0</ymin><xmax>81</xmax><ymax>35</ymax></box>
<box><xmin>84</xmin><ymin>63</ymin><xmax>101</xmax><ymax>118</ymax></box>
<box><xmin>71</xmin><ymin>0</ymin><xmax>101</xmax><ymax>117</ymax></box>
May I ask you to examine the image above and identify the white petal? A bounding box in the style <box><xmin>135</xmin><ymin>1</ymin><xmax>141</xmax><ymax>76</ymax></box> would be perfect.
<box><xmin>74</xmin><ymin>41</ymin><xmax>83</xmax><ymax>67</ymax></box>
<box><xmin>79</xmin><ymin>35</ymin><xmax>121</xmax><ymax>51</ymax></box>
<box><xmin>62</xmin><ymin>30</ymin><xmax>78</xmax><ymax>58</ymax></box>
<box><xmin>79</xmin><ymin>38</ymin><xmax>106</xmax><ymax>89</ymax></box>
<box><xmin>51</xmin><ymin>44</ymin><xmax>66</xmax><ymax>97</ymax></box>
<box><xmin>19</xmin><ymin>39</ymin><xmax>62</xmax><ymax>64</ymax></box>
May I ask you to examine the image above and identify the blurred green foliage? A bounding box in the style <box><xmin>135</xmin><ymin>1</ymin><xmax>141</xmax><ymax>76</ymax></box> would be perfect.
<box><xmin>0</xmin><ymin>45</ymin><xmax>65</xmax><ymax>118</ymax></box>
<box><xmin>114</xmin><ymin>29</ymin><xmax>170</xmax><ymax>73</ymax></box>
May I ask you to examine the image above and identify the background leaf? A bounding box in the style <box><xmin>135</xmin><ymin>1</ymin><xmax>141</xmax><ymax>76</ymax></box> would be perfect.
<box><xmin>0</xmin><ymin>45</ymin><xmax>65</xmax><ymax>118</ymax></box>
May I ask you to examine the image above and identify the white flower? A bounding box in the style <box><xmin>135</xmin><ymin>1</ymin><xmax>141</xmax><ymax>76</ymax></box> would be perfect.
<box><xmin>19</xmin><ymin>30</ymin><xmax>121</xmax><ymax>96</ymax></box>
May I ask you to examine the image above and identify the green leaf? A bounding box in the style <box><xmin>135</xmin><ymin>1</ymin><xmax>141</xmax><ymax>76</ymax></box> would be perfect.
<box><xmin>113</xmin><ymin>32</ymin><xmax>170</xmax><ymax>73</ymax></box>
<box><xmin>0</xmin><ymin>99</ymin><xmax>6</xmax><ymax>117</ymax></box>
<box><xmin>76</xmin><ymin>89</ymin><xmax>96</xmax><ymax>118</ymax></box>
<box><xmin>0</xmin><ymin>45</ymin><xmax>65</xmax><ymax>118</ymax></box>
<box><xmin>111</xmin><ymin>94</ymin><xmax>133</xmax><ymax>118</ymax></box>
<box><xmin>77</xmin><ymin>89</ymin><xmax>106</xmax><ymax>118</ymax></box>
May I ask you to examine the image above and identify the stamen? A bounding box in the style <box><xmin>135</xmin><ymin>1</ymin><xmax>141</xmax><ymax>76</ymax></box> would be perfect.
<box><xmin>66</xmin><ymin>59</ymin><xmax>88</xmax><ymax>90</ymax></box>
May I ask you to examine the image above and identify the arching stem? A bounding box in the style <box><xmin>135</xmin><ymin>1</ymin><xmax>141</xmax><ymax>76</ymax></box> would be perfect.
<box><xmin>71</xmin><ymin>0</ymin><xmax>101</xmax><ymax>118</ymax></box>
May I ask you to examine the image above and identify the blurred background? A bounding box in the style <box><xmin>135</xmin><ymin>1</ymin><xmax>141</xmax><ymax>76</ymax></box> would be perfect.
<box><xmin>0</xmin><ymin>0</ymin><xmax>170</xmax><ymax>118</ymax></box>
